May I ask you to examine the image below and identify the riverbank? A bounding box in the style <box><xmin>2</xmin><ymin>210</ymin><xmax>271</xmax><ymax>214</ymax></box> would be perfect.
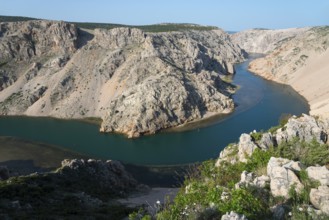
<box><xmin>242</xmin><ymin>27</ymin><xmax>329</xmax><ymax>119</ymax></box>
<box><xmin>249</xmin><ymin>50</ymin><xmax>329</xmax><ymax>118</ymax></box>
<box><xmin>0</xmin><ymin>58</ymin><xmax>309</xmax><ymax>166</ymax></box>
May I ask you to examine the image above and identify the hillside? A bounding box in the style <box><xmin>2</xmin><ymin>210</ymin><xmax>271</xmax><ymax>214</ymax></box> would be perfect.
<box><xmin>0</xmin><ymin>19</ymin><xmax>245</xmax><ymax>137</ymax></box>
<box><xmin>0</xmin><ymin>15</ymin><xmax>218</xmax><ymax>33</ymax></box>
<box><xmin>232</xmin><ymin>26</ymin><xmax>329</xmax><ymax>118</ymax></box>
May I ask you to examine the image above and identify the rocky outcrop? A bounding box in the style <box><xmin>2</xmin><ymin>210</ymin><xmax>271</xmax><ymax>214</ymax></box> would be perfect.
<box><xmin>57</xmin><ymin>159</ymin><xmax>138</xmax><ymax>196</ymax></box>
<box><xmin>243</xmin><ymin>26</ymin><xmax>329</xmax><ymax>117</ymax></box>
<box><xmin>306</xmin><ymin>166</ymin><xmax>329</xmax><ymax>186</ymax></box>
<box><xmin>310</xmin><ymin>186</ymin><xmax>329</xmax><ymax>215</ymax></box>
<box><xmin>237</xmin><ymin>133</ymin><xmax>259</xmax><ymax>162</ymax></box>
<box><xmin>0</xmin><ymin>20</ymin><xmax>245</xmax><ymax>137</ymax></box>
<box><xmin>276</xmin><ymin>114</ymin><xmax>328</xmax><ymax>145</ymax></box>
<box><xmin>0</xmin><ymin>158</ymin><xmax>142</xmax><ymax>218</ymax></box>
<box><xmin>267</xmin><ymin>157</ymin><xmax>304</xmax><ymax>198</ymax></box>
<box><xmin>216</xmin><ymin>114</ymin><xmax>329</xmax><ymax>168</ymax></box>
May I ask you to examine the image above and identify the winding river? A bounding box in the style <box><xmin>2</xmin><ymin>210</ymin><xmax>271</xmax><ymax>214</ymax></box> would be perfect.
<box><xmin>0</xmin><ymin>56</ymin><xmax>309</xmax><ymax>166</ymax></box>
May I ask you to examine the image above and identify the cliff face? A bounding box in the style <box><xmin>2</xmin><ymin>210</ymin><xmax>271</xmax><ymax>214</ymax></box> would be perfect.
<box><xmin>233</xmin><ymin>26</ymin><xmax>329</xmax><ymax>118</ymax></box>
<box><xmin>231</xmin><ymin>27</ymin><xmax>309</xmax><ymax>54</ymax></box>
<box><xmin>0</xmin><ymin>20</ymin><xmax>245</xmax><ymax>137</ymax></box>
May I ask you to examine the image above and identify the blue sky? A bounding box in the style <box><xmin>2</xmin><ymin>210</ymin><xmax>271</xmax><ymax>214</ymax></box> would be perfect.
<box><xmin>1</xmin><ymin>0</ymin><xmax>328</xmax><ymax>31</ymax></box>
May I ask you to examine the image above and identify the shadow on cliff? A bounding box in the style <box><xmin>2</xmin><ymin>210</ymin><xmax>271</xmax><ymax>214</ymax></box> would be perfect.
<box><xmin>76</xmin><ymin>28</ymin><xmax>94</xmax><ymax>48</ymax></box>
<box><xmin>0</xmin><ymin>159</ymin><xmax>53</xmax><ymax>176</ymax></box>
<box><xmin>124</xmin><ymin>163</ymin><xmax>192</xmax><ymax>188</ymax></box>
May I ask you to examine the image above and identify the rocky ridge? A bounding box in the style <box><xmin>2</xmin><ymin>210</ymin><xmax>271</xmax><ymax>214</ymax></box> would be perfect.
<box><xmin>0</xmin><ymin>159</ymin><xmax>142</xmax><ymax>218</ymax></box>
<box><xmin>233</xmin><ymin>26</ymin><xmax>329</xmax><ymax>118</ymax></box>
<box><xmin>214</xmin><ymin>114</ymin><xmax>329</xmax><ymax>218</ymax></box>
<box><xmin>155</xmin><ymin>114</ymin><xmax>329</xmax><ymax>219</ymax></box>
<box><xmin>0</xmin><ymin>20</ymin><xmax>245</xmax><ymax>137</ymax></box>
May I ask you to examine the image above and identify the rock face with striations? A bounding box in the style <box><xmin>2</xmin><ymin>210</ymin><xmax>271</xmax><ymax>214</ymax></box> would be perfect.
<box><xmin>0</xmin><ymin>20</ymin><xmax>245</xmax><ymax>137</ymax></box>
<box><xmin>233</xmin><ymin>27</ymin><xmax>329</xmax><ymax>117</ymax></box>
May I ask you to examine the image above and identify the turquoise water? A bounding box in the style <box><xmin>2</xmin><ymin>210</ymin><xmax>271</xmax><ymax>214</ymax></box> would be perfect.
<box><xmin>0</xmin><ymin>58</ymin><xmax>309</xmax><ymax>165</ymax></box>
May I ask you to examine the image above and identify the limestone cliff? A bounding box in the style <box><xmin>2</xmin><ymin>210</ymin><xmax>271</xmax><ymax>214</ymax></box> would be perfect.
<box><xmin>233</xmin><ymin>26</ymin><xmax>329</xmax><ymax>118</ymax></box>
<box><xmin>231</xmin><ymin>27</ymin><xmax>309</xmax><ymax>54</ymax></box>
<box><xmin>0</xmin><ymin>20</ymin><xmax>245</xmax><ymax>137</ymax></box>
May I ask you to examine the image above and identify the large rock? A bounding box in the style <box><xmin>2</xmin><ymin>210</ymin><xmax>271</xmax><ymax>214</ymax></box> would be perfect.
<box><xmin>310</xmin><ymin>186</ymin><xmax>329</xmax><ymax>214</ymax></box>
<box><xmin>267</xmin><ymin>157</ymin><xmax>304</xmax><ymax>198</ymax></box>
<box><xmin>258</xmin><ymin>132</ymin><xmax>274</xmax><ymax>150</ymax></box>
<box><xmin>306</xmin><ymin>166</ymin><xmax>329</xmax><ymax>186</ymax></box>
<box><xmin>0</xmin><ymin>21</ymin><xmax>246</xmax><ymax>137</ymax></box>
<box><xmin>275</xmin><ymin>114</ymin><xmax>328</xmax><ymax>145</ymax></box>
<box><xmin>237</xmin><ymin>134</ymin><xmax>259</xmax><ymax>162</ymax></box>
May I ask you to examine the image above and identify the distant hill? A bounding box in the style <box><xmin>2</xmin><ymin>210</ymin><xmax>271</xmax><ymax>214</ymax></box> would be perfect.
<box><xmin>0</xmin><ymin>15</ymin><xmax>38</xmax><ymax>22</ymax></box>
<box><xmin>0</xmin><ymin>15</ymin><xmax>218</xmax><ymax>33</ymax></box>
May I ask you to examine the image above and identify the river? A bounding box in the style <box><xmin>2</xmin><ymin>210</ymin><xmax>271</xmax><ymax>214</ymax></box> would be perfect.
<box><xmin>0</xmin><ymin>56</ymin><xmax>309</xmax><ymax>166</ymax></box>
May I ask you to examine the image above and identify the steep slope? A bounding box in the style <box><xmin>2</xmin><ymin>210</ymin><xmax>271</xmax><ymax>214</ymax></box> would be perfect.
<box><xmin>0</xmin><ymin>20</ymin><xmax>245</xmax><ymax>137</ymax></box>
<box><xmin>233</xmin><ymin>26</ymin><xmax>329</xmax><ymax>118</ymax></box>
<box><xmin>231</xmin><ymin>27</ymin><xmax>309</xmax><ymax>54</ymax></box>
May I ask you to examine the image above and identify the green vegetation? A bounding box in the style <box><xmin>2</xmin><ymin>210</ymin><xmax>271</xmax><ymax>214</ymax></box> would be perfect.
<box><xmin>74</xmin><ymin>22</ymin><xmax>218</xmax><ymax>33</ymax></box>
<box><xmin>151</xmin><ymin>135</ymin><xmax>329</xmax><ymax>219</ymax></box>
<box><xmin>0</xmin><ymin>15</ymin><xmax>217</xmax><ymax>33</ymax></box>
<box><xmin>0</xmin><ymin>171</ymin><xmax>137</xmax><ymax>219</ymax></box>
<box><xmin>0</xmin><ymin>15</ymin><xmax>38</xmax><ymax>22</ymax></box>
<box><xmin>273</xmin><ymin>138</ymin><xmax>329</xmax><ymax>166</ymax></box>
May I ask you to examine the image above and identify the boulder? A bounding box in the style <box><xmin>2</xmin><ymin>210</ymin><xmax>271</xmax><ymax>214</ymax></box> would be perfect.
<box><xmin>221</xmin><ymin>211</ymin><xmax>248</xmax><ymax>220</ymax></box>
<box><xmin>237</xmin><ymin>134</ymin><xmax>259</xmax><ymax>162</ymax></box>
<box><xmin>306</xmin><ymin>166</ymin><xmax>329</xmax><ymax>186</ymax></box>
<box><xmin>267</xmin><ymin>157</ymin><xmax>304</xmax><ymax>198</ymax></box>
<box><xmin>309</xmin><ymin>186</ymin><xmax>329</xmax><ymax>214</ymax></box>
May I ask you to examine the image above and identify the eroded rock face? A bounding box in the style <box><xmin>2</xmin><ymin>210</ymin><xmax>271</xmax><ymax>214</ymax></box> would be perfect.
<box><xmin>267</xmin><ymin>157</ymin><xmax>304</xmax><ymax>198</ymax></box>
<box><xmin>0</xmin><ymin>20</ymin><xmax>77</xmax><ymax>61</ymax></box>
<box><xmin>0</xmin><ymin>20</ymin><xmax>245</xmax><ymax>137</ymax></box>
<box><xmin>242</xmin><ymin>27</ymin><xmax>329</xmax><ymax>117</ymax></box>
<box><xmin>231</xmin><ymin>28</ymin><xmax>309</xmax><ymax>54</ymax></box>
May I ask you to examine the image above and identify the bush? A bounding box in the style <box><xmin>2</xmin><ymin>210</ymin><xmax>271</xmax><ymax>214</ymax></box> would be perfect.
<box><xmin>274</xmin><ymin>138</ymin><xmax>329</xmax><ymax>166</ymax></box>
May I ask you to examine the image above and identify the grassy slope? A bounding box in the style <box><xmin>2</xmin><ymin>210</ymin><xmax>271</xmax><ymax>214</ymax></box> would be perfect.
<box><xmin>0</xmin><ymin>15</ymin><xmax>218</xmax><ymax>33</ymax></box>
